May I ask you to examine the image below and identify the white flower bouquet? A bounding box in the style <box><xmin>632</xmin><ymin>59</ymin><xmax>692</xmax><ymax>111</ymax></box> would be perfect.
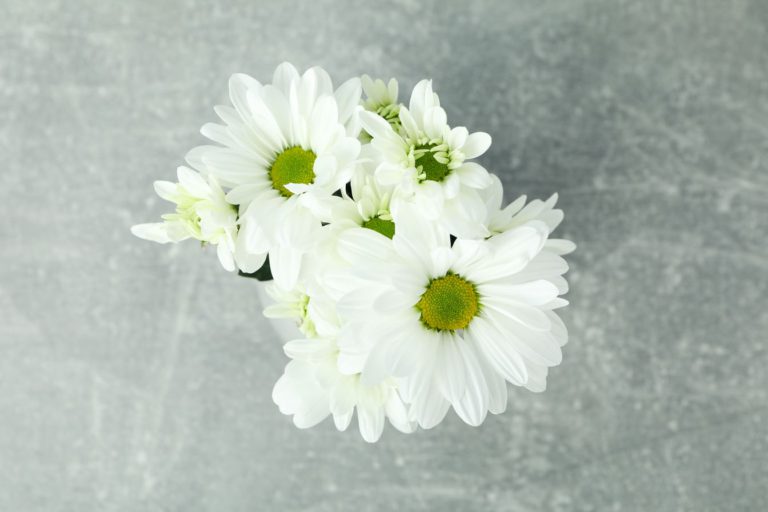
<box><xmin>133</xmin><ymin>63</ymin><xmax>574</xmax><ymax>442</ymax></box>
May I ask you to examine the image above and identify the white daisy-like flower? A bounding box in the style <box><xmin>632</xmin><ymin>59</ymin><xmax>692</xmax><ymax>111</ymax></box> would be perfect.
<box><xmin>273</xmin><ymin>355</ymin><xmax>414</xmax><ymax>443</ymax></box>
<box><xmin>360</xmin><ymin>75</ymin><xmax>400</xmax><ymax>136</ymax></box>
<box><xmin>333</xmin><ymin>208</ymin><xmax>570</xmax><ymax>429</ymax></box>
<box><xmin>328</xmin><ymin>169</ymin><xmax>396</xmax><ymax>239</ymax></box>
<box><xmin>130</xmin><ymin>166</ymin><xmax>263</xmax><ymax>272</ymax></box>
<box><xmin>186</xmin><ymin>62</ymin><xmax>363</xmax><ymax>288</ymax></box>
<box><xmin>360</xmin><ymin>79</ymin><xmax>494</xmax><ymax>238</ymax></box>
<box><xmin>261</xmin><ymin>279</ymin><xmax>341</xmax><ymax>340</ymax></box>
<box><xmin>481</xmin><ymin>174</ymin><xmax>577</xmax><ymax>258</ymax></box>
<box><xmin>269</xmin><ymin>283</ymin><xmax>414</xmax><ymax>442</ymax></box>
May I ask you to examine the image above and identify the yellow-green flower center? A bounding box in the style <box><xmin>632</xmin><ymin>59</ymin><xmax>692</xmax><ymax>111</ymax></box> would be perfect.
<box><xmin>416</xmin><ymin>273</ymin><xmax>479</xmax><ymax>331</ymax></box>
<box><xmin>415</xmin><ymin>144</ymin><xmax>450</xmax><ymax>182</ymax></box>
<box><xmin>361</xmin><ymin>216</ymin><xmax>395</xmax><ymax>239</ymax></box>
<box><xmin>269</xmin><ymin>146</ymin><xmax>316</xmax><ymax>197</ymax></box>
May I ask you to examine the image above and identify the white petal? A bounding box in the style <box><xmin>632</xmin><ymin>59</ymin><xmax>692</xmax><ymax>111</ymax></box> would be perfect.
<box><xmin>216</xmin><ymin>242</ymin><xmax>235</xmax><ymax>272</ymax></box>
<box><xmin>176</xmin><ymin>167</ymin><xmax>210</xmax><ymax>197</ymax></box>
<box><xmin>270</xmin><ymin>244</ymin><xmax>302</xmax><ymax>290</ymax></box>
<box><xmin>462</xmin><ymin>132</ymin><xmax>492</xmax><ymax>159</ymax></box>
<box><xmin>330</xmin><ymin>381</ymin><xmax>356</xmax><ymax>418</ymax></box>
<box><xmin>485</xmin><ymin>311</ymin><xmax>562</xmax><ymax>367</ymax></box>
<box><xmin>436</xmin><ymin>335</ymin><xmax>466</xmax><ymax>405</ymax></box>
<box><xmin>334</xmin><ymin>77</ymin><xmax>362</xmax><ymax>126</ymax></box>
<box><xmin>214</xmin><ymin>105</ymin><xmax>241</xmax><ymax>127</ymax></box>
<box><xmin>309</xmin><ymin>95</ymin><xmax>339</xmax><ymax>152</ymax></box>
<box><xmin>469</xmin><ymin>316</ymin><xmax>528</xmax><ymax>385</ymax></box>
<box><xmin>375</xmin><ymin>162</ymin><xmax>405</xmax><ymax>186</ymax></box>
<box><xmin>423</xmin><ymin>106</ymin><xmax>447</xmax><ymax>140</ymax></box>
<box><xmin>455</xmin><ymin>162</ymin><xmax>493</xmax><ymax>189</ymax></box>
<box><xmin>131</xmin><ymin>223</ymin><xmax>173</xmax><ymax>244</ymax></box>
<box><xmin>479</xmin><ymin>280</ymin><xmax>560</xmax><ymax>307</ymax></box>
<box><xmin>547</xmin><ymin>310</ymin><xmax>569</xmax><ymax>347</ymax></box>
<box><xmin>284</xmin><ymin>338</ymin><xmax>334</xmax><ymax>360</ymax></box>
<box><xmin>524</xmin><ymin>363</ymin><xmax>549</xmax><ymax>393</ymax></box>
<box><xmin>398</xmin><ymin>107</ymin><xmax>420</xmax><ymax>139</ymax></box>
<box><xmin>443</xmin><ymin>172</ymin><xmax>461</xmax><ymax>199</ymax></box>
<box><xmin>429</xmin><ymin>246</ymin><xmax>455</xmax><ymax>277</ymax></box>
<box><xmin>464</xmin><ymin>223</ymin><xmax>547</xmax><ymax>283</ymax></box>
<box><xmin>385</xmin><ymin>392</ymin><xmax>415</xmax><ymax>434</ymax></box>
<box><xmin>200</xmin><ymin>122</ymin><xmax>233</xmax><ymax>147</ymax></box>
<box><xmin>246</xmin><ymin>90</ymin><xmax>288</xmax><ymax>149</ymax></box>
<box><xmin>453</xmin><ymin>339</ymin><xmax>489</xmax><ymax>426</ymax></box>
<box><xmin>360</xmin><ymin>110</ymin><xmax>396</xmax><ymax>141</ymax></box>
<box><xmin>472</xmin><ymin>340</ymin><xmax>508</xmax><ymax>415</ymax></box>
<box><xmin>482</xmin><ymin>297</ymin><xmax>552</xmax><ymax>331</ymax></box>
<box><xmin>411</xmin><ymin>377</ymin><xmax>450</xmax><ymax>430</ymax></box>
<box><xmin>258</xmin><ymin>85</ymin><xmax>293</xmax><ymax>142</ymax></box>
<box><xmin>414</xmin><ymin>181</ymin><xmax>445</xmax><ymax>219</ymax></box>
<box><xmin>546</xmin><ymin>239</ymin><xmax>577</xmax><ymax>255</ymax></box>
<box><xmin>272</xmin><ymin>62</ymin><xmax>300</xmax><ymax>95</ymax></box>
<box><xmin>337</xmin><ymin>227</ymin><xmax>395</xmax><ymax>265</ymax></box>
<box><xmin>229</xmin><ymin>73</ymin><xmax>261</xmax><ymax>121</ymax></box>
<box><xmin>202</xmin><ymin>149</ymin><xmax>268</xmax><ymax>186</ymax></box>
<box><xmin>357</xmin><ymin>402</ymin><xmax>385</xmax><ymax>443</ymax></box>
<box><xmin>408</xmin><ymin>79</ymin><xmax>434</xmax><ymax>124</ymax></box>
<box><xmin>447</xmin><ymin>126</ymin><xmax>468</xmax><ymax>149</ymax></box>
<box><xmin>307</xmin><ymin>66</ymin><xmax>334</xmax><ymax>97</ymax></box>
<box><xmin>234</xmin><ymin>237</ymin><xmax>267</xmax><ymax>273</ymax></box>
<box><xmin>373</xmin><ymin>289</ymin><xmax>418</xmax><ymax>313</ymax></box>
<box><xmin>333</xmin><ymin>411</ymin><xmax>353</xmax><ymax>431</ymax></box>
<box><xmin>153</xmin><ymin>181</ymin><xmax>177</xmax><ymax>202</ymax></box>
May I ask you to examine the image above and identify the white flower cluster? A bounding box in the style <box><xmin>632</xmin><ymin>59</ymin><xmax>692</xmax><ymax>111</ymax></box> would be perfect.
<box><xmin>133</xmin><ymin>63</ymin><xmax>574</xmax><ymax>442</ymax></box>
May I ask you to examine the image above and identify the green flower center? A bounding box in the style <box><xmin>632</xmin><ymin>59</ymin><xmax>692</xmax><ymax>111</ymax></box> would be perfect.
<box><xmin>361</xmin><ymin>216</ymin><xmax>395</xmax><ymax>239</ymax></box>
<box><xmin>269</xmin><ymin>146</ymin><xmax>316</xmax><ymax>197</ymax></box>
<box><xmin>415</xmin><ymin>144</ymin><xmax>450</xmax><ymax>182</ymax></box>
<box><xmin>416</xmin><ymin>273</ymin><xmax>479</xmax><ymax>331</ymax></box>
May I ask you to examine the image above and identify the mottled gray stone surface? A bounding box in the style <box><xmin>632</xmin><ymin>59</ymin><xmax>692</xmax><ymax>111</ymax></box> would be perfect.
<box><xmin>1</xmin><ymin>0</ymin><xmax>767</xmax><ymax>510</ymax></box>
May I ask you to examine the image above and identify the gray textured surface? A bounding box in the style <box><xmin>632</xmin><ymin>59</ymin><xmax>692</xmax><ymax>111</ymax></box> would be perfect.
<box><xmin>1</xmin><ymin>0</ymin><xmax>767</xmax><ymax>510</ymax></box>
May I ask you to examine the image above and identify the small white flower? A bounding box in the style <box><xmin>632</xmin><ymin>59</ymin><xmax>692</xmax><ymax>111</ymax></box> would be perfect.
<box><xmin>187</xmin><ymin>62</ymin><xmax>363</xmax><ymax>289</ymax></box>
<box><xmin>481</xmin><ymin>174</ymin><xmax>577</xmax><ymax>257</ymax></box>
<box><xmin>262</xmin><ymin>283</ymin><xmax>316</xmax><ymax>337</ymax></box>
<box><xmin>360</xmin><ymin>75</ymin><xmax>400</xmax><ymax>136</ymax></box>
<box><xmin>360</xmin><ymin>79</ymin><xmax>494</xmax><ymax>238</ymax></box>
<box><xmin>131</xmin><ymin>166</ymin><xmax>262</xmax><ymax>272</ymax></box>
<box><xmin>273</xmin><ymin>344</ymin><xmax>415</xmax><ymax>443</ymax></box>
<box><xmin>332</xmin><ymin>207</ymin><xmax>570</xmax><ymax>429</ymax></box>
<box><xmin>329</xmin><ymin>170</ymin><xmax>396</xmax><ymax>239</ymax></box>
<box><xmin>269</xmin><ymin>283</ymin><xmax>414</xmax><ymax>442</ymax></box>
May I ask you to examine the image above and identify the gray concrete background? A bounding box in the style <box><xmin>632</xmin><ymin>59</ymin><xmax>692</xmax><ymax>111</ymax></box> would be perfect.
<box><xmin>1</xmin><ymin>0</ymin><xmax>767</xmax><ymax>510</ymax></box>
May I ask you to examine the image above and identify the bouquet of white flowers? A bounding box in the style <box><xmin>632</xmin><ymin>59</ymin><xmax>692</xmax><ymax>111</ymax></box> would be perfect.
<box><xmin>132</xmin><ymin>63</ymin><xmax>574</xmax><ymax>442</ymax></box>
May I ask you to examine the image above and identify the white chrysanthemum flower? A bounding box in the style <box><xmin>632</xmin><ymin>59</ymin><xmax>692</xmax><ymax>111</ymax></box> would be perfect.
<box><xmin>328</xmin><ymin>170</ymin><xmax>396</xmax><ymax>239</ymax></box>
<box><xmin>262</xmin><ymin>279</ymin><xmax>341</xmax><ymax>340</ymax></box>
<box><xmin>360</xmin><ymin>79</ymin><xmax>494</xmax><ymax>238</ymax></box>
<box><xmin>481</xmin><ymin>175</ymin><xmax>577</xmax><ymax>258</ymax></box>
<box><xmin>131</xmin><ymin>166</ymin><xmax>263</xmax><ymax>272</ymax></box>
<box><xmin>262</xmin><ymin>282</ymin><xmax>316</xmax><ymax>338</ymax></box>
<box><xmin>361</xmin><ymin>75</ymin><xmax>400</xmax><ymax>136</ymax></box>
<box><xmin>186</xmin><ymin>62</ymin><xmax>362</xmax><ymax>288</ymax></box>
<box><xmin>268</xmin><ymin>283</ymin><xmax>414</xmax><ymax>442</ymax></box>
<box><xmin>273</xmin><ymin>343</ymin><xmax>415</xmax><ymax>443</ymax></box>
<box><xmin>333</xmin><ymin>209</ymin><xmax>570</xmax><ymax>429</ymax></box>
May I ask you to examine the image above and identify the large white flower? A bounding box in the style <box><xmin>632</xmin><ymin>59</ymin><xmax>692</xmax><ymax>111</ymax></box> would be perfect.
<box><xmin>131</xmin><ymin>166</ymin><xmax>263</xmax><ymax>272</ymax></box>
<box><xmin>268</xmin><ymin>281</ymin><xmax>414</xmax><ymax>442</ymax></box>
<box><xmin>332</xmin><ymin>208</ymin><xmax>570</xmax><ymax>429</ymax></box>
<box><xmin>360</xmin><ymin>79</ymin><xmax>494</xmax><ymax>238</ymax></box>
<box><xmin>186</xmin><ymin>62</ymin><xmax>362</xmax><ymax>288</ymax></box>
